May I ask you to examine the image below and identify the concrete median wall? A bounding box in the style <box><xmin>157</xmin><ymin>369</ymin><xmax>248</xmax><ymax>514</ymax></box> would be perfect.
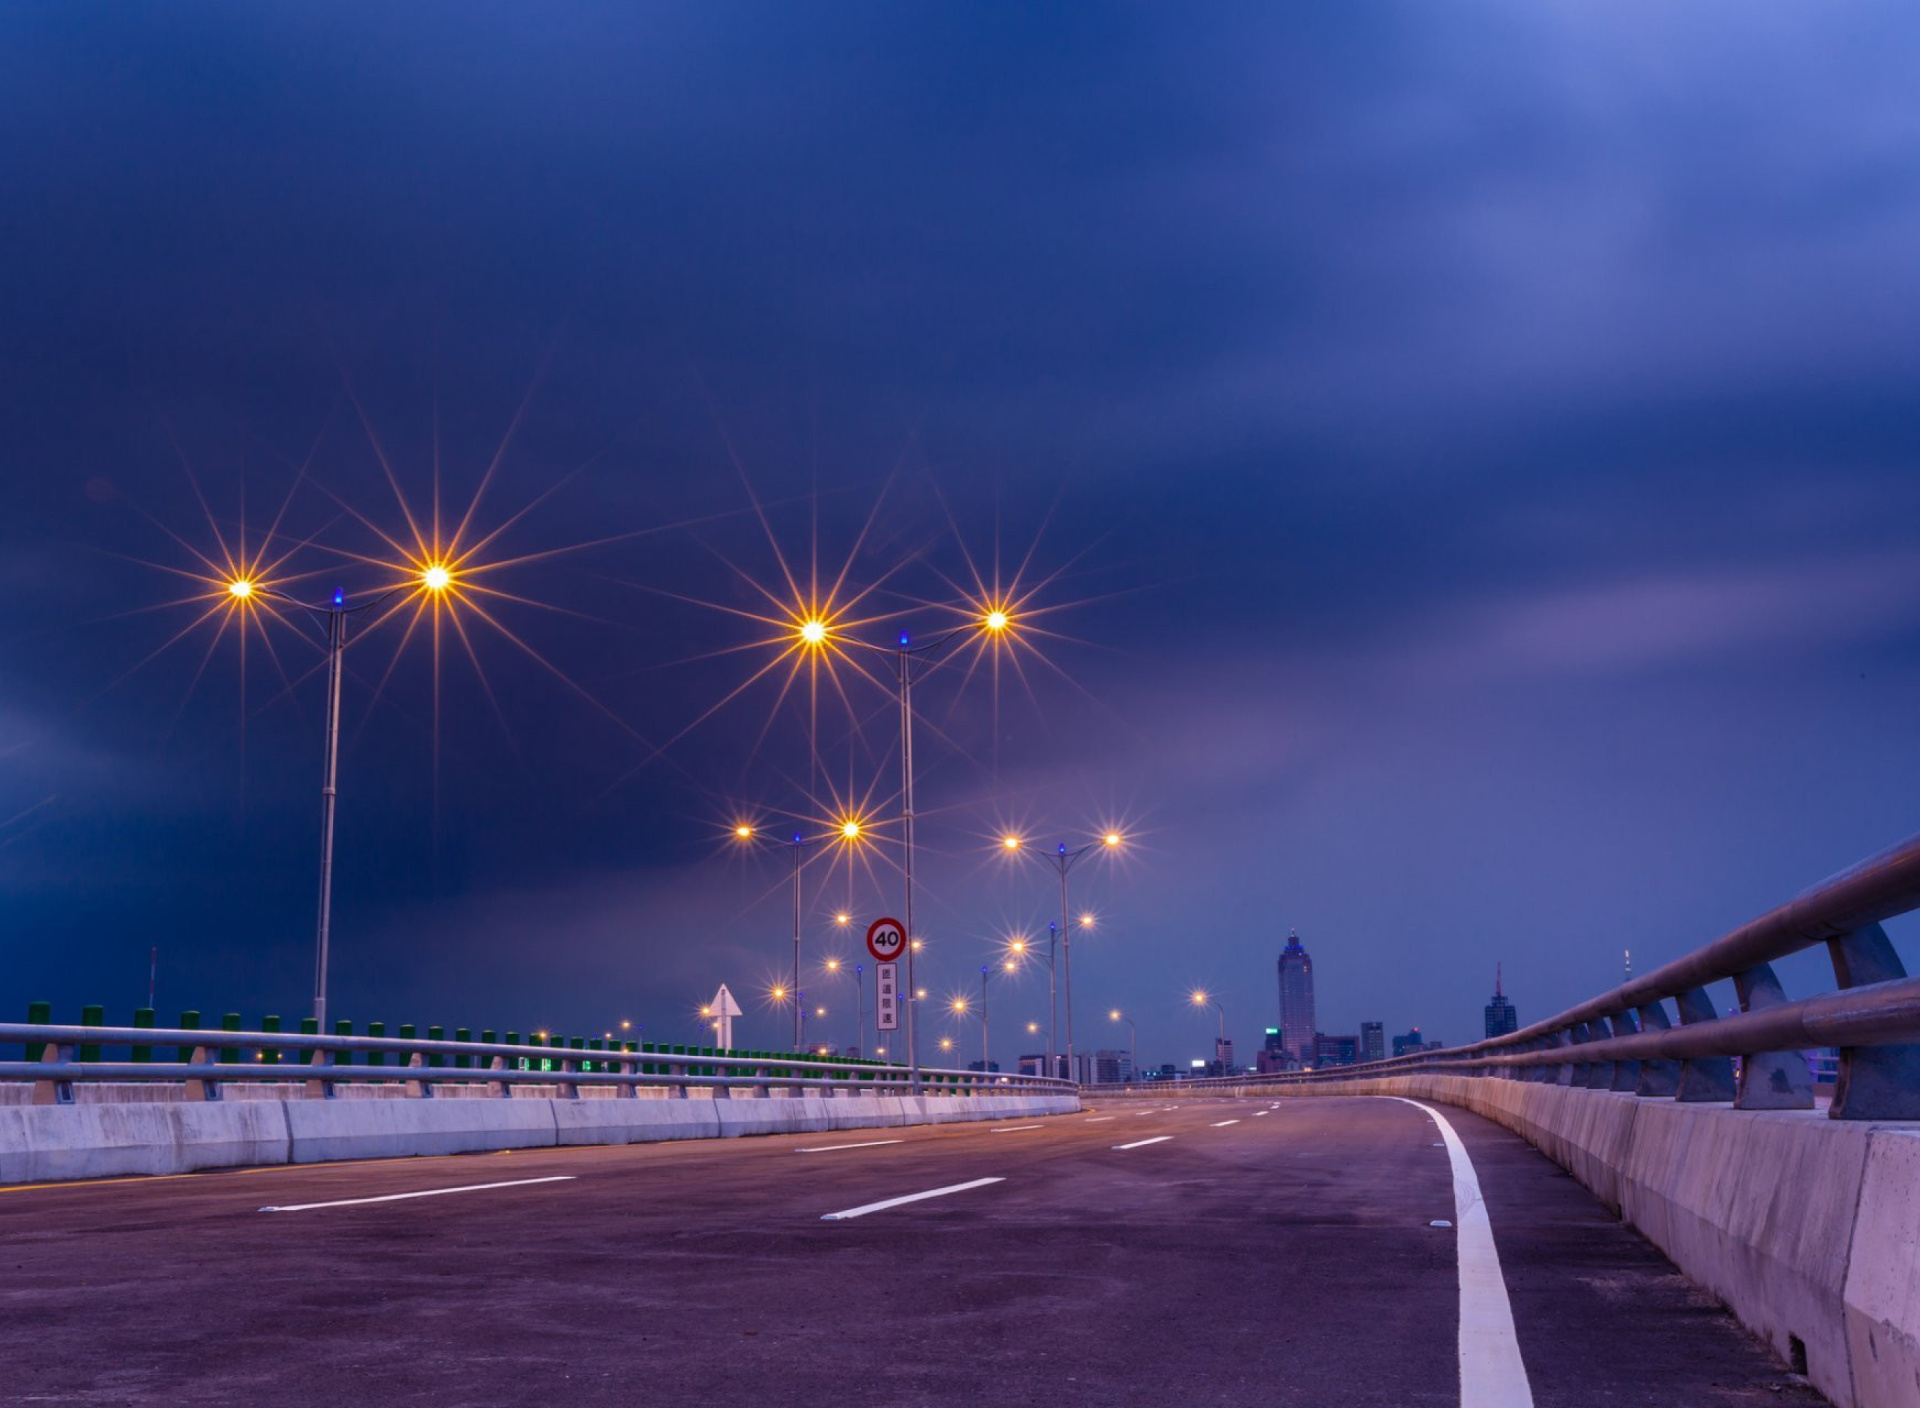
<box><xmin>1241</xmin><ymin>1075</ymin><xmax>1914</xmax><ymax>1408</ymax></box>
<box><xmin>0</xmin><ymin>1090</ymin><xmax>1078</xmax><ymax>1185</ymax></box>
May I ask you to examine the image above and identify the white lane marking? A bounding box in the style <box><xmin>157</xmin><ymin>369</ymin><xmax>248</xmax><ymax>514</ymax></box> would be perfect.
<box><xmin>259</xmin><ymin>1175</ymin><xmax>574</xmax><ymax>1213</ymax></box>
<box><xmin>1132</xmin><ymin>1109</ymin><xmax>1159</xmax><ymax>1116</ymax></box>
<box><xmin>1253</xmin><ymin>1110</ymin><xmax>1270</xmax><ymax>1117</ymax></box>
<box><xmin>1113</xmin><ymin>1135</ymin><xmax>1173</xmax><ymax>1150</ymax></box>
<box><xmin>1388</xmin><ymin>1098</ymin><xmax>1535</xmax><ymax>1408</ymax></box>
<box><xmin>1083</xmin><ymin>1116</ymin><xmax>1117</xmax><ymax>1123</ymax></box>
<box><xmin>1210</xmin><ymin>1119</ymin><xmax>1240</xmax><ymax>1127</ymax></box>
<box><xmin>795</xmin><ymin>1140</ymin><xmax>904</xmax><ymax>1153</ymax></box>
<box><xmin>990</xmin><ymin>1124</ymin><xmax>1043</xmax><ymax>1133</ymax></box>
<box><xmin>820</xmin><ymin>1177</ymin><xmax>1004</xmax><ymax>1221</ymax></box>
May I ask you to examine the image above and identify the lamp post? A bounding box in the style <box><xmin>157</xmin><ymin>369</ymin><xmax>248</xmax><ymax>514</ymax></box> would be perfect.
<box><xmin>1110</xmin><ymin>1008</ymin><xmax>1136</xmax><ymax>1083</ymax></box>
<box><xmin>1190</xmin><ymin>990</ymin><xmax>1227</xmax><ymax>1077</ymax></box>
<box><xmin>1005</xmin><ymin>930</ymin><xmax>1055</xmax><ymax>1072</ymax></box>
<box><xmin>1001</xmin><ymin>830</ymin><xmax>1122</xmax><ymax>1080</ymax></box>
<box><xmin>732</xmin><ymin>818</ymin><xmax>864</xmax><ymax>1050</ymax></box>
<box><xmin>228</xmin><ymin>567</ymin><xmax>451</xmax><ymax>1030</ymax></box>
<box><xmin>792</xmin><ymin>609</ymin><xmax>1011</xmax><ymax>1092</ymax></box>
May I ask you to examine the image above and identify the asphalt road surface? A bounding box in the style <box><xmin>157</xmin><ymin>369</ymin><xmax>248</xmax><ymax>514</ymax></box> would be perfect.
<box><xmin>0</xmin><ymin>1096</ymin><xmax>1825</xmax><ymax>1407</ymax></box>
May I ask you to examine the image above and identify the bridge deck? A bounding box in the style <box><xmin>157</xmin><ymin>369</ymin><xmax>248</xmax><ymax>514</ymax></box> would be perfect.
<box><xmin>0</xmin><ymin>1096</ymin><xmax>1822</xmax><ymax>1406</ymax></box>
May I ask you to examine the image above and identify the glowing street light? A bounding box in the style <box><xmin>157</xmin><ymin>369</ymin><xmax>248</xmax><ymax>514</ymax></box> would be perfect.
<box><xmin>1190</xmin><ymin>990</ymin><xmax>1228</xmax><ymax>1077</ymax></box>
<box><xmin>226</xmin><ymin>578</ymin><xmax>254</xmax><ymax>600</ymax></box>
<box><xmin>999</xmin><ymin>829</ymin><xmax>1124</xmax><ymax>1078</ymax></box>
<box><xmin>730</xmin><ymin>814</ymin><xmax>868</xmax><ymax>1049</ymax></box>
<box><xmin>421</xmin><ymin>563</ymin><xmax>453</xmax><ymax>593</ymax></box>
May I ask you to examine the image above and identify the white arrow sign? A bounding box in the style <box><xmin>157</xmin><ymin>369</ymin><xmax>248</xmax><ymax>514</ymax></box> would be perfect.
<box><xmin>708</xmin><ymin>983</ymin><xmax>744</xmax><ymax>1050</ymax></box>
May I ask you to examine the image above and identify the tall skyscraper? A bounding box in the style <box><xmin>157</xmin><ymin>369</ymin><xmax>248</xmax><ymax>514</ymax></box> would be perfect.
<box><xmin>1360</xmin><ymin>1021</ymin><xmax>1384</xmax><ymax>1064</ymax></box>
<box><xmin>1484</xmin><ymin>964</ymin><xmax>1518</xmax><ymax>1039</ymax></box>
<box><xmin>1277</xmin><ymin>930</ymin><xmax>1316</xmax><ymax>1064</ymax></box>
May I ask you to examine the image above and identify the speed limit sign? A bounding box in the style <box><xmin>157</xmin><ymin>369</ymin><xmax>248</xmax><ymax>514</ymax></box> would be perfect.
<box><xmin>865</xmin><ymin>916</ymin><xmax>906</xmax><ymax>963</ymax></box>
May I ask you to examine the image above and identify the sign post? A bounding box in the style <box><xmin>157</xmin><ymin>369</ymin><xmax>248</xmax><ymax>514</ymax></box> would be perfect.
<box><xmin>866</xmin><ymin>917</ymin><xmax>904</xmax><ymax>1042</ymax></box>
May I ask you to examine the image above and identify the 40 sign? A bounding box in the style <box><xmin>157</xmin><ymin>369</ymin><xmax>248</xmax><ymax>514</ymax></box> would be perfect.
<box><xmin>865</xmin><ymin>916</ymin><xmax>906</xmax><ymax>964</ymax></box>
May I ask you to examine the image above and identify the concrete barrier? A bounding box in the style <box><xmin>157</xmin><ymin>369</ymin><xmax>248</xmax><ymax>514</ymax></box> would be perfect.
<box><xmin>0</xmin><ymin>1091</ymin><xmax>1080</xmax><ymax>1184</ymax></box>
<box><xmin>1237</xmin><ymin>1075</ymin><xmax>1911</xmax><ymax>1408</ymax></box>
<box><xmin>283</xmin><ymin>1097</ymin><xmax>559</xmax><ymax>1163</ymax></box>
<box><xmin>0</xmin><ymin>1100</ymin><xmax>290</xmax><ymax>1182</ymax></box>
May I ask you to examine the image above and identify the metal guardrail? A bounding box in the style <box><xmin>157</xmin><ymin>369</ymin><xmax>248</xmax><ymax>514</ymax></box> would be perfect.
<box><xmin>1117</xmin><ymin>830</ymin><xmax>1920</xmax><ymax>1120</ymax></box>
<box><xmin>0</xmin><ymin>1024</ymin><xmax>1076</xmax><ymax>1106</ymax></box>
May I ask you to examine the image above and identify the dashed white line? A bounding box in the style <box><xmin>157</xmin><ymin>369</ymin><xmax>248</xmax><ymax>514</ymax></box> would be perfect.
<box><xmin>1083</xmin><ymin>1116</ymin><xmax>1117</xmax><ymax>1123</ymax></box>
<box><xmin>819</xmin><ymin>1177</ymin><xmax>1005</xmax><ymax>1221</ymax></box>
<box><xmin>1252</xmin><ymin>1110</ymin><xmax>1270</xmax><ymax>1117</ymax></box>
<box><xmin>1132</xmin><ymin>1109</ymin><xmax>1159</xmax><ymax>1116</ymax></box>
<box><xmin>990</xmin><ymin>1124</ymin><xmax>1043</xmax><ymax>1133</ymax></box>
<box><xmin>1210</xmin><ymin>1119</ymin><xmax>1240</xmax><ymax>1127</ymax></box>
<box><xmin>1387</xmin><ymin>1097</ymin><xmax>1535</xmax><ymax>1408</ymax></box>
<box><xmin>795</xmin><ymin>1140</ymin><xmax>904</xmax><ymax>1153</ymax></box>
<box><xmin>1113</xmin><ymin>1135</ymin><xmax>1173</xmax><ymax>1151</ymax></box>
<box><xmin>259</xmin><ymin>1175</ymin><xmax>575</xmax><ymax>1213</ymax></box>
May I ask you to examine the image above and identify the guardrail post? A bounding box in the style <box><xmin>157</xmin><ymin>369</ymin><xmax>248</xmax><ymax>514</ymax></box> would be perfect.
<box><xmin>25</xmin><ymin>1001</ymin><xmax>51</xmax><ymax>1062</ymax></box>
<box><xmin>406</xmin><ymin>1050</ymin><xmax>432</xmax><ymax>1098</ymax></box>
<box><xmin>30</xmin><ymin>1040</ymin><xmax>75</xmax><ymax>1106</ymax></box>
<box><xmin>366</xmin><ymin>1021</ymin><xmax>386</xmax><ymax>1068</ymax></box>
<box><xmin>261</xmin><ymin>1015</ymin><xmax>282</xmax><ymax>1065</ymax></box>
<box><xmin>184</xmin><ymin>1044</ymin><xmax>220</xmax><ymax>1102</ymax></box>
<box><xmin>1731</xmin><ymin>962</ymin><xmax>1813</xmax><ymax>1110</ymax></box>
<box><xmin>220</xmin><ymin>1012</ymin><xmax>241</xmax><ymax>1065</ymax></box>
<box><xmin>668</xmin><ymin>1044</ymin><xmax>688</xmax><ymax>1099</ymax></box>
<box><xmin>176</xmin><ymin>1010</ymin><xmax>200</xmax><ymax>1065</ymax></box>
<box><xmin>1673</xmin><ymin>987</ymin><xmax>1736</xmax><ymax>1102</ymax></box>
<box><xmin>1634</xmin><ymin>1000</ymin><xmax>1680</xmax><ymax>1096</ymax></box>
<box><xmin>1606</xmin><ymin>1009</ymin><xmax>1641</xmax><ymax>1091</ymax></box>
<box><xmin>80</xmin><ymin>1004</ymin><xmax>104</xmax><ymax>1063</ymax></box>
<box><xmin>1583</xmin><ymin>1020</ymin><xmax>1615</xmax><ymax>1089</ymax></box>
<box><xmin>1826</xmin><ymin>922</ymin><xmax>1920</xmax><ymax>1119</ymax></box>
<box><xmin>1548</xmin><ymin>1026</ymin><xmax>1574</xmax><ymax>1085</ymax></box>
<box><xmin>133</xmin><ymin>1006</ymin><xmax>155</xmax><ymax>1064</ymax></box>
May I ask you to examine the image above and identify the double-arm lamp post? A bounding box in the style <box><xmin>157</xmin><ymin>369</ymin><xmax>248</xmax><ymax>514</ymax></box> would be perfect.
<box><xmin>732</xmin><ymin>818</ymin><xmax>863</xmax><ymax>1050</ymax></box>
<box><xmin>1000</xmin><ymin>831</ymin><xmax>1121</xmax><ymax>1079</ymax></box>
<box><xmin>224</xmin><ymin>565</ymin><xmax>456</xmax><ymax>1030</ymax></box>
<box><xmin>789</xmin><ymin>607</ymin><xmax>1015</xmax><ymax>1092</ymax></box>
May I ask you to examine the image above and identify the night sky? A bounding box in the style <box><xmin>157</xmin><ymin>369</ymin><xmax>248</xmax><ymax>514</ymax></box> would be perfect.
<box><xmin>4</xmin><ymin>5</ymin><xmax>1919</xmax><ymax>1070</ymax></box>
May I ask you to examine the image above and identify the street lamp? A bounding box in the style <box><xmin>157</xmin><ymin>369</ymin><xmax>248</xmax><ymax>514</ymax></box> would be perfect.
<box><xmin>1110</xmin><ymin>1008</ymin><xmax>1136</xmax><ymax>1083</ymax></box>
<box><xmin>1190</xmin><ymin>990</ymin><xmax>1227</xmax><ymax>1077</ymax></box>
<box><xmin>731</xmin><ymin>816</ymin><xmax>866</xmax><ymax>1049</ymax></box>
<box><xmin>798</xmin><ymin>609</ymin><xmax>1012</xmax><ymax>1092</ymax></box>
<box><xmin>1001</xmin><ymin>830</ymin><xmax>1122</xmax><ymax>1079</ymax></box>
<box><xmin>227</xmin><ymin>566</ymin><xmax>449</xmax><ymax>1029</ymax></box>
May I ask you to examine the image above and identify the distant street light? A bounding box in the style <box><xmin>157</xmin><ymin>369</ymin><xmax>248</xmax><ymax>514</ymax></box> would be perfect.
<box><xmin>730</xmin><ymin>815</ymin><xmax>866</xmax><ymax>1048</ymax></box>
<box><xmin>1001</xmin><ymin>831</ymin><xmax>1123</xmax><ymax>1078</ymax></box>
<box><xmin>1190</xmin><ymin>990</ymin><xmax>1227</xmax><ymax>1076</ymax></box>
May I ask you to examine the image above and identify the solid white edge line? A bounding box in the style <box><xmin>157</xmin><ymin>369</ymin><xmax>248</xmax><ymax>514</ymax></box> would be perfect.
<box><xmin>990</xmin><ymin>1124</ymin><xmax>1043</xmax><ymax>1133</ymax></box>
<box><xmin>795</xmin><ymin>1140</ymin><xmax>904</xmax><ymax>1153</ymax></box>
<box><xmin>820</xmin><ymin>1176</ymin><xmax>1005</xmax><ymax>1220</ymax></box>
<box><xmin>1210</xmin><ymin>1119</ymin><xmax>1240</xmax><ymax>1127</ymax></box>
<box><xmin>1083</xmin><ymin>1116</ymin><xmax>1117</xmax><ymax>1122</ymax></box>
<box><xmin>1387</xmin><ymin>1097</ymin><xmax>1536</xmax><ymax>1408</ymax></box>
<box><xmin>259</xmin><ymin>1175</ymin><xmax>575</xmax><ymax>1213</ymax></box>
<box><xmin>1113</xmin><ymin>1135</ymin><xmax>1173</xmax><ymax>1150</ymax></box>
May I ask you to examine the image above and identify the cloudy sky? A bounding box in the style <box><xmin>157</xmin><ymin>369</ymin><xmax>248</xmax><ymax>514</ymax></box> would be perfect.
<box><xmin>4</xmin><ymin>4</ymin><xmax>1918</xmax><ymax>1069</ymax></box>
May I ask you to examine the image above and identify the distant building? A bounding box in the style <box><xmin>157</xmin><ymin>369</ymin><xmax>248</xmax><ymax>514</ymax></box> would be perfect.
<box><xmin>1392</xmin><ymin>1027</ymin><xmax>1427</xmax><ymax>1059</ymax></box>
<box><xmin>1257</xmin><ymin>1026</ymin><xmax>1290</xmax><ymax>1074</ymax></box>
<box><xmin>1092</xmin><ymin>1049</ymin><xmax>1131</xmax><ymax>1085</ymax></box>
<box><xmin>1212</xmin><ymin>1036</ymin><xmax>1235</xmax><ymax>1077</ymax></box>
<box><xmin>1484</xmin><ymin>965</ymin><xmax>1518</xmax><ymax>1039</ymax></box>
<box><xmin>1278</xmin><ymin>931</ymin><xmax>1317</xmax><ymax>1064</ymax></box>
<box><xmin>1314</xmin><ymin>1033</ymin><xmax>1358</xmax><ymax>1068</ymax></box>
<box><xmin>1359</xmin><ymin>1021</ymin><xmax>1385</xmax><ymax>1064</ymax></box>
<box><xmin>966</xmin><ymin>1059</ymin><xmax>1001</xmax><ymax>1074</ymax></box>
<box><xmin>1155</xmin><ymin>1063</ymin><xmax>1179</xmax><ymax>1080</ymax></box>
<box><xmin>1017</xmin><ymin>1053</ymin><xmax>1047</xmax><ymax>1077</ymax></box>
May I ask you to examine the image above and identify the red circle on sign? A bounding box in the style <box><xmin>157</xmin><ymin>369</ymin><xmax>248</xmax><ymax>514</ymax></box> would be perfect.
<box><xmin>866</xmin><ymin>916</ymin><xmax>906</xmax><ymax>962</ymax></box>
